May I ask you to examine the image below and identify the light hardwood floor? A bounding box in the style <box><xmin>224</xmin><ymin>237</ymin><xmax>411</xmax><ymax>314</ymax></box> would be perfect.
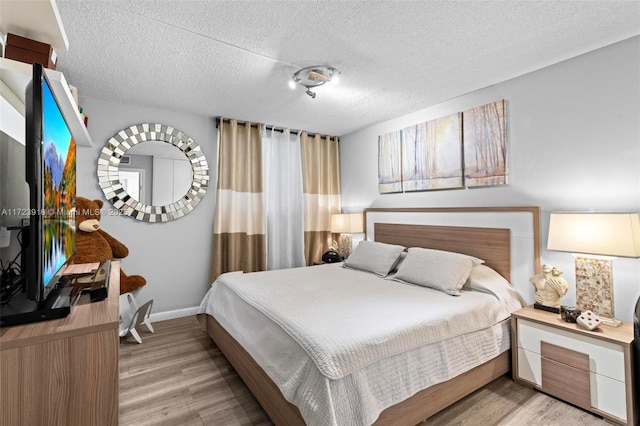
<box><xmin>120</xmin><ymin>316</ymin><xmax>609</xmax><ymax>426</ymax></box>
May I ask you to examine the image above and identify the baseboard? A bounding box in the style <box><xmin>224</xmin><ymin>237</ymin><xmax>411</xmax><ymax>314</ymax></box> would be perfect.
<box><xmin>149</xmin><ymin>306</ymin><xmax>199</xmax><ymax>322</ymax></box>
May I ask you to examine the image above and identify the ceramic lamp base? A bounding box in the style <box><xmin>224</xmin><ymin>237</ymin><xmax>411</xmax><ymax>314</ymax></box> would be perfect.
<box><xmin>575</xmin><ymin>256</ymin><xmax>615</xmax><ymax>319</ymax></box>
<box><xmin>338</xmin><ymin>233</ymin><xmax>353</xmax><ymax>259</ymax></box>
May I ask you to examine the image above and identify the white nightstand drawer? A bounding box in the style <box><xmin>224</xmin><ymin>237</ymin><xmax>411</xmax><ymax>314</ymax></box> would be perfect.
<box><xmin>517</xmin><ymin>347</ymin><xmax>541</xmax><ymax>385</ymax></box>
<box><xmin>517</xmin><ymin>319</ymin><xmax>625</xmax><ymax>382</ymax></box>
<box><xmin>591</xmin><ymin>371</ymin><xmax>628</xmax><ymax>421</ymax></box>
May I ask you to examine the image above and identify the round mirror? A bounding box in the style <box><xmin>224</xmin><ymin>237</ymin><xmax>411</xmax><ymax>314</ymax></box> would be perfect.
<box><xmin>97</xmin><ymin>123</ymin><xmax>209</xmax><ymax>222</ymax></box>
<box><xmin>118</xmin><ymin>141</ymin><xmax>192</xmax><ymax>205</ymax></box>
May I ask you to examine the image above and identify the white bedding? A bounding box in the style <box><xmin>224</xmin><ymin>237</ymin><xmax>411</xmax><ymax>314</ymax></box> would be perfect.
<box><xmin>198</xmin><ymin>264</ymin><xmax>524</xmax><ymax>426</ymax></box>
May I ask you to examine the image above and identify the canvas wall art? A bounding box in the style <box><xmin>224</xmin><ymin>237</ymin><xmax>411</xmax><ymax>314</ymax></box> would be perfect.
<box><xmin>402</xmin><ymin>113</ymin><xmax>463</xmax><ymax>191</ymax></box>
<box><xmin>463</xmin><ymin>100</ymin><xmax>508</xmax><ymax>187</ymax></box>
<box><xmin>377</xmin><ymin>100</ymin><xmax>507</xmax><ymax>194</ymax></box>
<box><xmin>378</xmin><ymin>130</ymin><xmax>402</xmax><ymax>193</ymax></box>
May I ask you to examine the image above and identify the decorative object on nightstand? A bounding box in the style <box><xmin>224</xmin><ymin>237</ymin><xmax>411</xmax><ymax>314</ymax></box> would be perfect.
<box><xmin>547</xmin><ymin>212</ymin><xmax>640</xmax><ymax>327</ymax></box>
<box><xmin>330</xmin><ymin>213</ymin><xmax>363</xmax><ymax>259</ymax></box>
<box><xmin>560</xmin><ymin>305</ymin><xmax>581</xmax><ymax>323</ymax></box>
<box><xmin>576</xmin><ymin>310</ymin><xmax>602</xmax><ymax>330</ymax></box>
<box><xmin>530</xmin><ymin>264</ymin><xmax>568</xmax><ymax>313</ymax></box>
<box><xmin>321</xmin><ymin>250</ymin><xmax>343</xmax><ymax>264</ymax></box>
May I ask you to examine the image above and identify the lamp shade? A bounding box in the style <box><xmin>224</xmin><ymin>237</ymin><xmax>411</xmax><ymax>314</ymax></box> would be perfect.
<box><xmin>331</xmin><ymin>213</ymin><xmax>363</xmax><ymax>234</ymax></box>
<box><xmin>547</xmin><ymin>212</ymin><xmax>640</xmax><ymax>258</ymax></box>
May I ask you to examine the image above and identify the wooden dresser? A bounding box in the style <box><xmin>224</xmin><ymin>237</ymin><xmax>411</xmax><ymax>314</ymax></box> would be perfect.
<box><xmin>0</xmin><ymin>261</ymin><xmax>120</xmax><ymax>426</ymax></box>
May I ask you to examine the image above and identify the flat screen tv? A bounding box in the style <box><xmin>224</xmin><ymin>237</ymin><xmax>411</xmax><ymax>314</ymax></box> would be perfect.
<box><xmin>25</xmin><ymin>63</ymin><xmax>76</xmax><ymax>304</ymax></box>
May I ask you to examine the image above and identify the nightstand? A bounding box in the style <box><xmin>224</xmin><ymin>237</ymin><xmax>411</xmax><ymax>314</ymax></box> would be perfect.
<box><xmin>511</xmin><ymin>306</ymin><xmax>637</xmax><ymax>425</ymax></box>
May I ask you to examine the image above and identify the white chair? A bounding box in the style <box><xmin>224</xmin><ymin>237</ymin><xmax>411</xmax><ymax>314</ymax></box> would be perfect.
<box><xmin>119</xmin><ymin>292</ymin><xmax>154</xmax><ymax>343</ymax></box>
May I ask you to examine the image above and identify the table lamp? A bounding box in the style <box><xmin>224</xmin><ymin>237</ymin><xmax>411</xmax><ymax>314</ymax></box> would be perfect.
<box><xmin>547</xmin><ymin>212</ymin><xmax>640</xmax><ymax>326</ymax></box>
<box><xmin>330</xmin><ymin>213</ymin><xmax>363</xmax><ymax>259</ymax></box>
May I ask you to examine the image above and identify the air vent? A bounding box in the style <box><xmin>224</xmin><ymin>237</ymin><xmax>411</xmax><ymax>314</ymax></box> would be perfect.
<box><xmin>120</xmin><ymin>156</ymin><xmax>131</xmax><ymax>165</ymax></box>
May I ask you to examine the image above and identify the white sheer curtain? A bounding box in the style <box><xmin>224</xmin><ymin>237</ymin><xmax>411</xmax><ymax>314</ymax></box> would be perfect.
<box><xmin>261</xmin><ymin>125</ymin><xmax>306</xmax><ymax>270</ymax></box>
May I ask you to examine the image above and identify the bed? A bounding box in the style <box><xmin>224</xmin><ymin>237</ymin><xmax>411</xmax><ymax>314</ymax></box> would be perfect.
<box><xmin>198</xmin><ymin>206</ymin><xmax>540</xmax><ymax>426</ymax></box>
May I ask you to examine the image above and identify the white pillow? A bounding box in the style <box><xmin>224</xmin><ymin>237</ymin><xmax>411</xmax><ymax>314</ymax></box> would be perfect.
<box><xmin>464</xmin><ymin>264</ymin><xmax>527</xmax><ymax>311</ymax></box>
<box><xmin>390</xmin><ymin>251</ymin><xmax>408</xmax><ymax>273</ymax></box>
<box><xmin>463</xmin><ymin>264</ymin><xmax>511</xmax><ymax>293</ymax></box>
<box><xmin>343</xmin><ymin>241</ymin><xmax>405</xmax><ymax>277</ymax></box>
<box><xmin>391</xmin><ymin>247</ymin><xmax>484</xmax><ymax>296</ymax></box>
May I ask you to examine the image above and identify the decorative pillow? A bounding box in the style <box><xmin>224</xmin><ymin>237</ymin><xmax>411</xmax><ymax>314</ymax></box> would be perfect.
<box><xmin>343</xmin><ymin>241</ymin><xmax>405</xmax><ymax>277</ymax></box>
<box><xmin>391</xmin><ymin>247</ymin><xmax>484</xmax><ymax>296</ymax></box>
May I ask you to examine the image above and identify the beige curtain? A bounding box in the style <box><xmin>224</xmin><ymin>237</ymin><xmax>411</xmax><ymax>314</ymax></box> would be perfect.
<box><xmin>210</xmin><ymin>119</ymin><xmax>265</xmax><ymax>281</ymax></box>
<box><xmin>300</xmin><ymin>132</ymin><xmax>341</xmax><ymax>265</ymax></box>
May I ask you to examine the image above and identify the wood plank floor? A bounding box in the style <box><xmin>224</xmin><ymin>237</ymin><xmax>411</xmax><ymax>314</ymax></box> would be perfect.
<box><xmin>120</xmin><ymin>316</ymin><xmax>609</xmax><ymax>426</ymax></box>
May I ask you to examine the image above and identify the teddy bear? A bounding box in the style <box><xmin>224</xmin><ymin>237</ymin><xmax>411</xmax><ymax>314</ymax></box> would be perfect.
<box><xmin>69</xmin><ymin>197</ymin><xmax>146</xmax><ymax>294</ymax></box>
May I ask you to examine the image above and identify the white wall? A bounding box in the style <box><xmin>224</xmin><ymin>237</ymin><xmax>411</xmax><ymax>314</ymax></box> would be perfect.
<box><xmin>339</xmin><ymin>36</ymin><xmax>640</xmax><ymax>322</ymax></box>
<box><xmin>77</xmin><ymin>97</ymin><xmax>217</xmax><ymax>315</ymax></box>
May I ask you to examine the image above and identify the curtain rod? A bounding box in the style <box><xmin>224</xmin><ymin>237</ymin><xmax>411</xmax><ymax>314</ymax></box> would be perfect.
<box><xmin>215</xmin><ymin>117</ymin><xmax>337</xmax><ymax>140</ymax></box>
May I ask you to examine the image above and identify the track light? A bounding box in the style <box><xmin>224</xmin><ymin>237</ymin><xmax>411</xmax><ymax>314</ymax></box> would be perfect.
<box><xmin>290</xmin><ymin>65</ymin><xmax>340</xmax><ymax>98</ymax></box>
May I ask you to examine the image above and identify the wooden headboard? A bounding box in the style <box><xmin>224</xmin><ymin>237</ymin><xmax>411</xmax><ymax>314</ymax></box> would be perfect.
<box><xmin>364</xmin><ymin>207</ymin><xmax>541</xmax><ymax>297</ymax></box>
<box><xmin>375</xmin><ymin>223</ymin><xmax>512</xmax><ymax>281</ymax></box>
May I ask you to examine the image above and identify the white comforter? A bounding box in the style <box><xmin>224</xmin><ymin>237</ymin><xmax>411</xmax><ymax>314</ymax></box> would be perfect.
<box><xmin>198</xmin><ymin>264</ymin><xmax>523</xmax><ymax>425</ymax></box>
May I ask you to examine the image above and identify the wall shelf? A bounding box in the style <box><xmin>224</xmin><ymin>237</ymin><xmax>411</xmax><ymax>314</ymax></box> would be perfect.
<box><xmin>0</xmin><ymin>57</ymin><xmax>92</xmax><ymax>147</ymax></box>
<box><xmin>0</xmin><ymin>0</ymin><xmax>69</xmax><ymax>54</ymax></box>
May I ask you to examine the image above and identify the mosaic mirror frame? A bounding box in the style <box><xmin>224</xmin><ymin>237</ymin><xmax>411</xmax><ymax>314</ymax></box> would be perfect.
<box><xmin>97</xmin><ymin>123</ymin><xmax>209</xmax><ymax>222</ymax></box>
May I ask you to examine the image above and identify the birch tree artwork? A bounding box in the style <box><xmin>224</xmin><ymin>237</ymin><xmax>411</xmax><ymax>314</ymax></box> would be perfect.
<box><xmin>378</xmin><ymin>130</ymin><xmax>402</xmax><ymax>193</ymax></box>
<box><xmin>463</xmin><ymin>100</ymin><xmax>508</xmax><ymax>187</ymax></box>
<box><xmin>401</xmin><ymin>113</ymin><xmax>463</xmax><ymax>191</ymax></box>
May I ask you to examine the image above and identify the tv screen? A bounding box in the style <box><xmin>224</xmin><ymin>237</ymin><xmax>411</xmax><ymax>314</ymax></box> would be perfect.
<box><xmin>25</xmin><ymin>63</ymin><xmax>76</xmax><ymax>303</ymax></box>
<box><xmin>41</xmin><ymin>76</ymin><xmax>76</xmax><ymax>294</ymax></box>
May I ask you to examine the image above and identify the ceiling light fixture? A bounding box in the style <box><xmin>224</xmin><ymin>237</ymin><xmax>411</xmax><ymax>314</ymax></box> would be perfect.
<box><xmin>290</xmin><ymin>65</ymin><xmax>340</xmax><ymax>98</ymax></box>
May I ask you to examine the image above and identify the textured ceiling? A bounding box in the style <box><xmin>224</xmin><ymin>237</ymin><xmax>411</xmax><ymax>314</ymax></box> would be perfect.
<box><xmin>53</xmin><ymin>0</ymin><xmax>640</xmax><ymax>136</ymax></box>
